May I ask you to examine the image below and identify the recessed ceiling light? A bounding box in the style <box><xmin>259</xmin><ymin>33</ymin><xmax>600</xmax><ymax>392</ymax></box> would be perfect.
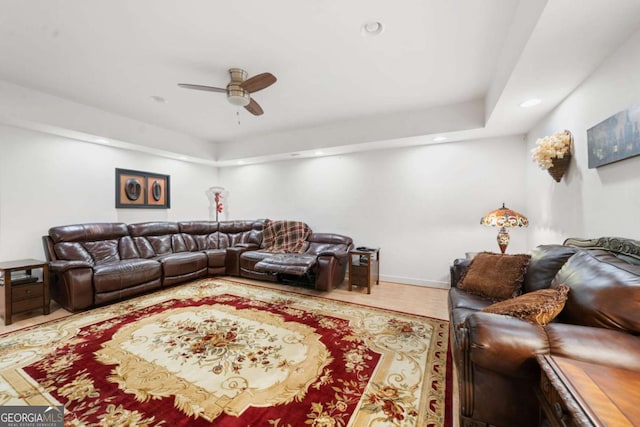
<box><xmin>520</xmin><ymin>98</ymin><xmax>541</xmax><ymax>108</ymax></box>
<box><xmin>151</xmin><ymin>95</ymin><xmax>167</xmax><ymax>104</ymax></box>
<box><xmin>314</xmin><ymin>151</ymin><xmax>324</xmax><ymax>156</ymax></box>
<box><xmin>433</xmin><ymin>136</ymin><xmax>447</xmax><ymax>142</ymax></box>
<box><xmin>362</xmin><ymin>21</ymin><xmax>383</xmax><ymax>37</ymax></box>
<box><xmin>95</xmin><ymin>138</ymin><xmax>109</xmax><ymax>144</ymax></box>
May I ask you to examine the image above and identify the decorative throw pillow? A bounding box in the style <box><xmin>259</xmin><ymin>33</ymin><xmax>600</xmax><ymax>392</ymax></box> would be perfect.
<box><xmin>482</xmin><ymin>284</ymin><xmax>570</xmax><ymax>325</ymax></box>
<box><xmin>458</xmin><ymin>252</ymin><xmax>531</xmax><ymax>300</ymax></box>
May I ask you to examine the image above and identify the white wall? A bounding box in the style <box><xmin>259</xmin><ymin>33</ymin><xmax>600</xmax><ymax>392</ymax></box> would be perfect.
<box><xmin>525</xmin><ymin>27</ymin><xmax>640</xmax><ymax>246</ymax></box>
<box><xmin>220</xmin><ymin>135</ymin><xmax>528</xmax><ymax>287</ymax></box>
<box><xmin>0</xmin><ymin>124</ymin><xmax>219</xmax><ymax>261</ymax></box>
<box><xmin>0</xmin><ymin>123</ymin><xmax>527</xmax><ymax>289</ymax></box>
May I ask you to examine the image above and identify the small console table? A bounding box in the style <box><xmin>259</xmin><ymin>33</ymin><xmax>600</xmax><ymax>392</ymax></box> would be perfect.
<box><xmin>536</xmin><ymin>354</ymin><xmax>640</xmax><ymax>426</ymax></box>
<box><xmin>348</xmin><ymin>247</ymin><xmax>380</xmax><ymax>294</ymax></box>
<box><xmin>0</xmin><ymin>258</ymin><xmax>50</xmax><ymax>325</ymax></box>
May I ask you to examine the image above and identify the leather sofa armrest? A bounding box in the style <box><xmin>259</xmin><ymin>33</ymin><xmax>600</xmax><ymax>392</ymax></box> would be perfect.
<box><xmin>315</xmin><ymin>248</ymin><xmax>348</xmax><ymax>261</ymax></box>
<box><xmin>49</xmin><ymin>260</ymin><xmax>93</xmax><ymax>273</ymax></box>
<box><xmin>225</xmin><ymin>246</ymin><xmax>255</xmax><ymax>276</ymax></box>
<box><xmin>450</xmin><ymin>258</ymin><xmax>471</xmax><ymax>288</ymax></box>
<box><xmin>546</xmin><ymin>323</ymin><xmax>640</xmax><ymax>371</ymax></box>
<box><xmin>314</xmin><ymin>255</ymin><xmax>345</xmax><ymax>291</ymax></box>
<box><xmin>465</xmin><ymin>312</ymin><xmax>550</xmax><ymax>377</ymax></box>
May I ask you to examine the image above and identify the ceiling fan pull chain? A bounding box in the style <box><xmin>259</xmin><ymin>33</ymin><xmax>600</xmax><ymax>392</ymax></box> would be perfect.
<box><xmin>237</xmin><ymin>110</ymin><xmax>241</xmax><ymax>126</ymax></box>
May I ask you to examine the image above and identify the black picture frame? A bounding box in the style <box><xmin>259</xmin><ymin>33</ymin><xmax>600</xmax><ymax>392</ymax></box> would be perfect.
<box><xmin>587</xmin><ymin>103</ymin><xmax>640</xmax><ymax>168</ymax></box>
<box><xmin>115</xmin><ymin>168</ymin><xmax>170</xmax><ymax>209</ymax></box>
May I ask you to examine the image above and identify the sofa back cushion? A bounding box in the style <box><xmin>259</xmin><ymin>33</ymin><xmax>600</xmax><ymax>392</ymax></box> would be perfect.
<box><xmin>82</xmin><ymin>240</ymin><xmax>120</xmax><ymax>265</ymax></box>
<box><xmin>184</xmin><ymin>232</ymin><xmax>221</xmax><ymax>251</ymax></box>
<box><xmin>53</xmin><ymin>242</ymin><xmax>93</xmax><ymax>263</ymax></box>
<box><xmin>49</xmin><ymin>222</ymin><xmax>132</xmax><ymax>264</ymax></box>
<box><xmin>553</xmin><ymin>249</ymin><xmax>640</xmax><ymax>334</ymax></box>
<box><xmin>524</xmin><ymin>245</ymin><xmax>579</xmax><ymax>292</ymax></box>
<box><xmin>178</xmin><ymin>221</ymin><xmax>221</xmax><ymax>250</ymax></box>
<box><xmin>128</xmin><ymin>222</ymin><xmax>186</xmax><ymax>258</ymax></box>
<box><xmin>218</xmin><ymin>220</ymin><xmax>264</xmax><ymax>249</ymax></box>
<box><xmin>118</xmin><ymin>236</ymin><xmax>141</xmax><ymax>259</ymax></box>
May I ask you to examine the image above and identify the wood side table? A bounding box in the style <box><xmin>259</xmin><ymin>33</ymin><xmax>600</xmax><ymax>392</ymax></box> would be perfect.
<box><xmin>536</xmin><ymin>354</ymin><xmax>640</xmax><ymax>427</ymax></box>
<box><xmin>0</xmin><ymin>259</ymin><xmax>50</xmax><ymax>326</ymax></box>
<box><xmin>348</xmin><ymin>248</ymin><xmax>380</xmax><ymax>294</ymax></box>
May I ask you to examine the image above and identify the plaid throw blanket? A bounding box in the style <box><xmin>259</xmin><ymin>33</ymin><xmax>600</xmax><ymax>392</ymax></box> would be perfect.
<box><xmin>262</xmin><ymin>220</ymin><xmax>312</xmax><ymax>253</ymax></box>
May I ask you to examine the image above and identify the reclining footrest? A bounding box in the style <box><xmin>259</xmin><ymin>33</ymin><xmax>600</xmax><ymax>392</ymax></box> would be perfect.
<box><xmin>254</xmin><ymin>254</ymin><xmax>317</xmax><ymax>276</ymax></box>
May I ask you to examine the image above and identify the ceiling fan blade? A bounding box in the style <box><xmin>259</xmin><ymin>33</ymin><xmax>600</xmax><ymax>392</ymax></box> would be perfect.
<box><xmin>177</xmin><ymin>83</ymin><xmax>226</xmax><ymax>93</ymax></box>
<box><xmin>240</xmin><ymin>73</ymin><xmax>277</xmax><ymax>93</ymax></box>
<box><xmin>244</xmin><ymin>98</ymin><xmax>264</xmax><ymax>116</ymax></box>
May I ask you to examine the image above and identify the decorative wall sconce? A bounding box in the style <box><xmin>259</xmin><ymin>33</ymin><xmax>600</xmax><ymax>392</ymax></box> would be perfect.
<box><xmin>531</xmin><ymin>130</ymin><xmax>573</xmax><ymax>182</ymax></box>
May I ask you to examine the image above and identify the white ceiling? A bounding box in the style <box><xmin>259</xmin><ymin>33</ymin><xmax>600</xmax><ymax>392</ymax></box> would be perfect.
<box><xmin>1</xmin><ymin>0</ymin><xmax>640</xmax><ymax>163</ymax></box>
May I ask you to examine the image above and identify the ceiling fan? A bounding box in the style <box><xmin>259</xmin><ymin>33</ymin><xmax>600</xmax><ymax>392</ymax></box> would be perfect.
<box><xmin>178</xmin><ymin>68</ymin><xmax>276</xmax><ymax>116</ymax></box>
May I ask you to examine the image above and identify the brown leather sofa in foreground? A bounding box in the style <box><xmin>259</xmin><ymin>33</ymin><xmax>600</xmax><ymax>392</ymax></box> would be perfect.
<box><xmin>43</xmin><ymin>219</ymin><xmax>353</xmax><ymax>312</ymax></box>
<box><xmin>449</xmin><ymin>237</ymin><xmax>640</xmax><ymax>427</ymax></box>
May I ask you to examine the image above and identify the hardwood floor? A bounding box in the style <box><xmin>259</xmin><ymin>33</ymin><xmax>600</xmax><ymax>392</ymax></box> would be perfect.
<box><xmin>1</xmin><ymin>278</ymin><xmax>450</xmax><ymax>335</ymax></box>
<box><xmin>241</xmin><ymin>277</ymin><xmax>450</xmax><ymax>320</ymax></box>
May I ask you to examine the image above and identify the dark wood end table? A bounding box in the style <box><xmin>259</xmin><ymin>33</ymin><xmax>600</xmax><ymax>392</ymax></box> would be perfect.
<box><xmin>348</xmin><ymin>248</ymin><xmax>380</xmax><ymax>294</ymax></box>
<box><xmin>0</xmin><ymin>258</ymin><xmax>50</xmax><ymax>326</ymax></box>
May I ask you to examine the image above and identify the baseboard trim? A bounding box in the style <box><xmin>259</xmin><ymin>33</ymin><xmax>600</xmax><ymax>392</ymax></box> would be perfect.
<box><xmin>379</xmin><ymin>275</ymin><xmax>450</xmax><ymax>289</ymax></box>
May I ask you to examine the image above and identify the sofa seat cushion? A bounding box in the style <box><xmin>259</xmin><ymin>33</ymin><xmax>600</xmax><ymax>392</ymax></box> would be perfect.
<box><xmin>458</xmin><ymin>252</ymin><xmax>531</xmax><ymax>301</ymax></box>
<box><xmin>155</xmin><ymin>252</ymin><xmax>207</xmax><ymax>277</ymax></box>
<box><xmin>240</xmin><ymin>250</ymin><xmax>274</xmax><ymax>271</ymax></box>
<box><xmin>93</xmin><ymin>259</ymin><xmax>161</xmax><ymax>293</ymax></box>
<box><xmin>203</xmin><ymin>249</ymin><xmax>226</xmax><ymax>268</ymax></box>
<box><xmin>482</xmin><ymin>284</ymin><xmax>570</xmax><ymax>325</ymax></box>
<box><xmin>254</xmin><ymin>254</ymin><xmax>317</xmax><ymax>276</ymax></box>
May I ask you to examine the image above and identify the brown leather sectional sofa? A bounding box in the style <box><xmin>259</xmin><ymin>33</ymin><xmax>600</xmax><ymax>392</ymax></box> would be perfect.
<box><xmin>449</xmin><ymin>237</ymin><xmax>640</xmax><ymax>427</ymax></box>
<box><xmin>42</xmin><ymin>220</ymin><xmax>353</xmax><ymax>312</ymax></box>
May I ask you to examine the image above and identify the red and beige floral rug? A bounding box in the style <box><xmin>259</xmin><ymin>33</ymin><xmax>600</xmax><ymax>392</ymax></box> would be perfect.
<box><xmin>0</xmin><ymin>279</ymin><xmax>451</xmax><ymax>426</ymax></box>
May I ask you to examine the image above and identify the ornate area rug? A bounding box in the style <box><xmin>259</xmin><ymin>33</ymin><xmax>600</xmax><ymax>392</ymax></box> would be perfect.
<box><xmin>0</xmin><ymin>279</ymin><xmax>451</xmax><ymax>426</ymax></box>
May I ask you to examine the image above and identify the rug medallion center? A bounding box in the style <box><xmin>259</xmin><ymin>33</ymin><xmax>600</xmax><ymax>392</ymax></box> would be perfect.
<box><xmin>95</xmin><ymin>304</ymin><xmax>332</xmax><ymax>420</ymax></box>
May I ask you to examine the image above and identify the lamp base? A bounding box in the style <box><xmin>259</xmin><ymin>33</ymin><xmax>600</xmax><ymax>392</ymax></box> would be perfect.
<box><xmin>497</xmin><ymin>227</ymin><xmax>509</xmax><ymax>254</ymax></box>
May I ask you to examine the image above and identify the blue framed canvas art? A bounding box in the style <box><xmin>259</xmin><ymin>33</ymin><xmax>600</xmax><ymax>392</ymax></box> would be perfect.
<box><xmin>587</xmin><ymin>103</ymin><xmax>640</xmax><ymax>168</ymax></box>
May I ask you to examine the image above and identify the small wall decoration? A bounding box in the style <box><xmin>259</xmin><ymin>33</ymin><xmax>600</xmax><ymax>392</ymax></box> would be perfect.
<box><xmin>116</xmin><ymin>168</ymin><xmax>170</xmax><ymax>208</ymax></box>
<box><xmin>587</xmin><ymin>103</ymin><xmax>640</xmax><ymax>168</ymax></box>
<box><xmin>531</xmin><ymin>130</ymin><xmax>573</xmax><ymax>182</ymax></box>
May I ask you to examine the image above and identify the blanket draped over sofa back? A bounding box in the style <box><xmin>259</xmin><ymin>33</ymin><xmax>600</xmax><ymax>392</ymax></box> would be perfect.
<box><xmin>261</xmin><ymin>220</ymin><xmax>312</xmax><ymax>253</ymax></box>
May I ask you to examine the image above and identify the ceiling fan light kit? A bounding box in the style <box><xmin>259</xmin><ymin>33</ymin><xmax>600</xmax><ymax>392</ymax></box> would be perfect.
<box><xmin>227</xmin><ymin>85</ymin><xmax>250</xmax><ymax>106</ymax></box>
<box><xmin>178</xmin><ymin>68</ymin><xmax>276</xmax><ymax>115</ymax></box>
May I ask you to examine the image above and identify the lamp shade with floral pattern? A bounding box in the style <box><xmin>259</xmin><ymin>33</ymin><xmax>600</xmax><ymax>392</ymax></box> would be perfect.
<box><xmin>481</xmin><ymin>203</ymin><xmax>529</xmax><ymax>253</ymax></box>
